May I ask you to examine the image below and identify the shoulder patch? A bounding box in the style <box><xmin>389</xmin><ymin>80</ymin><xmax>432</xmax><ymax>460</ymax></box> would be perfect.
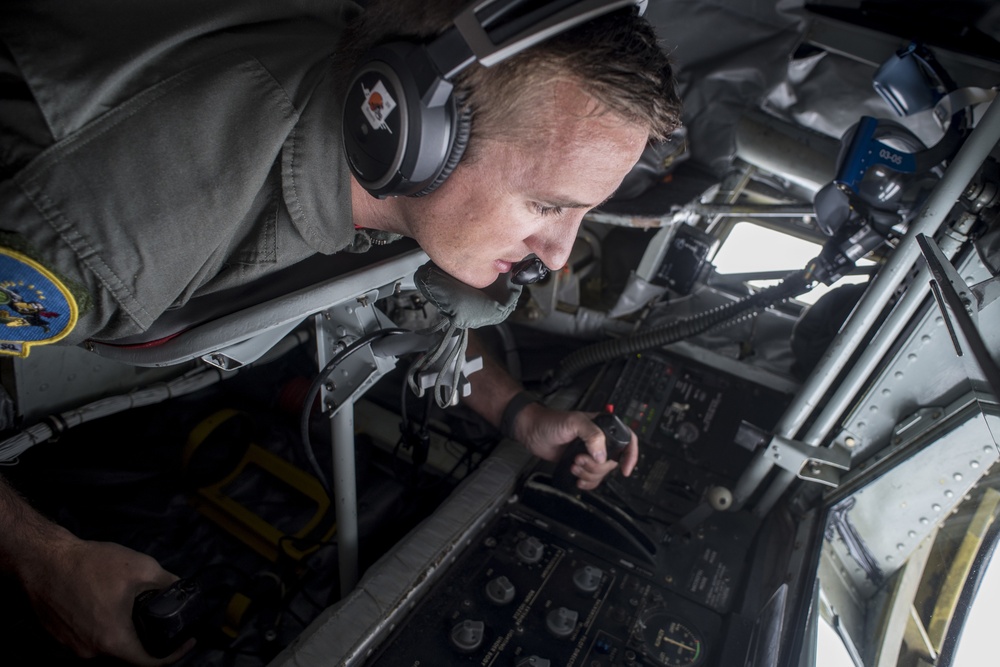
<box><xmin>0</xmin><ymin>247</ymin><xmax>78</xmax><ymax>357</ymax></box>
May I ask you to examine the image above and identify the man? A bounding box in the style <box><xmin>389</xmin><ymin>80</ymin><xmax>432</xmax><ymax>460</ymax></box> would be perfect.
<box><xmin>0</xmin><ymin>0</ymin><xmax>681</xmax><ymax>663</ymax></box>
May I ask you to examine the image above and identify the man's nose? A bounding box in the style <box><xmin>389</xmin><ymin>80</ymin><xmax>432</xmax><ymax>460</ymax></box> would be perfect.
<box><xmin>525</xmin><ymin>213</ymin><xmax>585</xmax><ymax>270</ymax></box>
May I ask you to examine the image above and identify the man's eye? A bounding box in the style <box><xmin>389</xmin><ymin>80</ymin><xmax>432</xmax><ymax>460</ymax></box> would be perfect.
<box><xmin>534</xmin><ymin>203</ymin><xmax>564</xmax><ymax>217</ymax></box>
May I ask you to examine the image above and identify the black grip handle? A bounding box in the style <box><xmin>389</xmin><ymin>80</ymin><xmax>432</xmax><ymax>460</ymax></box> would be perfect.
<box><xmin>133</xmin><ymin>578</ymin><xmax>208</xmax><ymax>659</ymax></box>
<box><xmin>551</xmin><ymin>411</ymin><xmax>632</xmax><ymax>493</ymax></box>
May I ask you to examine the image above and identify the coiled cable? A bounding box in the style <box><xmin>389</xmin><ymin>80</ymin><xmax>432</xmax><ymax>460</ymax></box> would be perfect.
<box><xmin>548</xmin><ymin>269</ymin><xmax>813</xmax><ymax>390</ymax></box>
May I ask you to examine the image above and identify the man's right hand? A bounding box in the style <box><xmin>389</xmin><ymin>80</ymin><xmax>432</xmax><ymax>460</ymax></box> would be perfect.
<box><xmin>13</xmin><ymin>521</ymin><xmax>194</xmax><ymax>665</ymax></box>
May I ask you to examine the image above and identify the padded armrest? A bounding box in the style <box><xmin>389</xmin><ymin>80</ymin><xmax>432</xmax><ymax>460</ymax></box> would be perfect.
<box><xmin>86</xmin><ymin>241</ymin><xmax>428</xmax><ymax>367</ymax></box>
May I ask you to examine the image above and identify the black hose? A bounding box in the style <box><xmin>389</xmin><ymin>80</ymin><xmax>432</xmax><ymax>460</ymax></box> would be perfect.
<box><xmin>549</xmin><ymin>270</ymin><xmax>812</xmax><ymax>389</ymax></box>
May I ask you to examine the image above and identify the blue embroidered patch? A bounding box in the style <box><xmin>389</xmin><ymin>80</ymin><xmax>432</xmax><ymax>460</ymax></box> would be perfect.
<box><xmin>0</xmin><ymin>247</ymin><xmax>78</xmax><ymax>357</ymax></box>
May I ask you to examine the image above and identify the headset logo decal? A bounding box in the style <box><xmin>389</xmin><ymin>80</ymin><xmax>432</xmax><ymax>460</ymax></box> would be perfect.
<box><xmin>361</xmin><ymin>81</ymin><xmax>397</xmax><ymax>133</ymax></box>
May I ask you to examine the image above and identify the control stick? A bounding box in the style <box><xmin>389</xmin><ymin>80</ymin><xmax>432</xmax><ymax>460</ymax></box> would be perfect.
<box><xmin>133</xmin><ymin>574</ymin><xmax>223</xmax><ymax>659</ymax></box>
<box><xmin>551</xmin><ymin>408</ymin><xmax>632</xmax><ymax>493</ymax></box>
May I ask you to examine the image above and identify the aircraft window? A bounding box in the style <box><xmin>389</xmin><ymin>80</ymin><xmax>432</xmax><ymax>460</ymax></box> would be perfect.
<box><xmin>950</xmin><ymin>527</ymin><xmax>1000</xmax><ymax>665</ymax></box>
<box><xmin>712</xmin><ymin>221</ymin><xmax>872</xmax><ymax>305</ymax></box>
<box><xmin>817</xmin><ymin>614</ymin><xmax>858</xmax><ymax>667</ymax></box>
<box><xmin>813</xmin><ymin>399</ymin><xmax>1000</xmax><ymax>667</ymax></box>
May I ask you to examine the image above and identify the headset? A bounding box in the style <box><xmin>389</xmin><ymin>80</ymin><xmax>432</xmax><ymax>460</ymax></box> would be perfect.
<box><xmin>342</xmin><ymin>0</ymin><xmax>647</xmax><ymax>198</ymax></box>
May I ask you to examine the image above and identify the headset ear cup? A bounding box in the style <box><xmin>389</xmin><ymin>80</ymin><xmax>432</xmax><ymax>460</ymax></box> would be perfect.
<box><xmin>410</xmin><ymin>102</ymin><xmax>472</xmax><ymax>197</ymax></box>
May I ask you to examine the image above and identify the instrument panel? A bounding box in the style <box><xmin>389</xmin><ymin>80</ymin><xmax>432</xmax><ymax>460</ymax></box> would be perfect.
<box><xmin>363</xmin><ymin>505</ymin><xmax>722</xmax><ymax>666</ymax></box>
<box><xmin>363</xmin><ymin>351</ymin><xmax>792</xmax><ymax>666</ymax></box>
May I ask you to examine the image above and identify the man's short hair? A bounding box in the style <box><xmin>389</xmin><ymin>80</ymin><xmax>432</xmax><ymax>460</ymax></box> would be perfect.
<box><xmin>341</xmin><ymin>0</ymin><xmax>682</xmax><ymax>158</ymax></box>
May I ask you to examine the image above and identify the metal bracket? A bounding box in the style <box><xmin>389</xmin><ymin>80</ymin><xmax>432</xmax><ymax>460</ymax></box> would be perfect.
<box><xmin>918</xmin><ymin>233</ymin><xmax>1000</xmax><ymax>398</ymax></box>
<box><xmin>200</xmin><ymin>321</ymin><xmax>301</xmax><ymax>370</ymax></box>
<box><xmin>314</xmin><ymin>290</ymin><xmax>401</xmax><ymax>417</ymax></box>
<box><xmin>890</xmin><ymin>406</ymin><xmax>947</xmax><ymax>448</ymax></box>
<box><xmin>766</xmin><ymin>435</ymin><xmax>852</xmax><ymax>488</ymax></box>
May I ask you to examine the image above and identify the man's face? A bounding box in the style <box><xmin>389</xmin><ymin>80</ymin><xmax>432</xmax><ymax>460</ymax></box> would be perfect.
<box><xmin>399</xmin><ymin>82</ymin><xmax>649</xmax><ymax>289</ymax></box>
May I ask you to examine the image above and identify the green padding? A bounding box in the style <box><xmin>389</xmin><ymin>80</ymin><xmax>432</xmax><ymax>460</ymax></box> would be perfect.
<box><xmin>414</xmin><ymin>262</ymin><xmax>522</xmax><ymax>329</ymax></box>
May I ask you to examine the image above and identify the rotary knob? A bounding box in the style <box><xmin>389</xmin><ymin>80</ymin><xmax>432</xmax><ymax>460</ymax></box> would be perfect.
<box><xmin>517</xmin><ymin>657</ymin><xmax>551</xmax><ymax>667</ymax></box>
<box><xmin>573</xmin><ymin>564</ymin><xmax>603</xmax><ymax>593</ymax></box>
<box><xmin>450</xmin><ymin>619</ymin><xmax>485</xmax><ymax>653</ymax></box>
<box><xmin>485</xmin><ymin>575</ymin><xmax>516</xmax><ymax>605</ymax></box>
<box><xmin>546</xmin><ymin>607</ymin><xmax>579</xmax><ymax>639</ymax></box>
<box><xmin>515</xmin><ymin>536</ymin><xmax>545</xmax><ymax>564</ymax></box>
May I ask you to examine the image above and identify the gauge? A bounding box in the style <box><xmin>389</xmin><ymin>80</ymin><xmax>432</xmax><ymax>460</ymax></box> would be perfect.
<box><xmin>632</xmin><ymin>609</ymin><xmax>705</xmax><ymax>667</ymax></box>
<box><xmin>674</xmin><ymin>421</ymin><xmax>700</xmax><ymax>444</ymax></box>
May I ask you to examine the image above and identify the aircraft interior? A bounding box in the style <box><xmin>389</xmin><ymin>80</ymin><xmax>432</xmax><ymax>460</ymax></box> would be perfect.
<box><xmin>1</xmin><ymin>1</ymin><xmax>999</xmax><ymax>666</ymax></box>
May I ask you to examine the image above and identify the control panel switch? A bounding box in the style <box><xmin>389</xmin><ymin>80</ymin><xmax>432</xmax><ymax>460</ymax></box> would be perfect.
<box><xmin>450</xmin><ymin>619</ymin><xmax>485</xmax><ymax>652</ymax></box>
<box><xmin>573</xmin><ymin>565</ymin><xmax>604</xmax><ymax>593</ymax></box>
<box><xmin>546</xmin><ymin>607</ymin><xmax>579</xmax><ymax>639</ymax></box>
<box><xmin>517</xmin><ymin>657</ymin><xmax>551</xmax><ymax>667</ymax></box>
<box><xmin>485</xmin><ymin>575</ymin><xmax>516</xmax><ymax>605</ymax></box>
<box><xmin>515</xmin><ymin>536</ymin><xmax>545</xmax><ymax>564</ymax></box>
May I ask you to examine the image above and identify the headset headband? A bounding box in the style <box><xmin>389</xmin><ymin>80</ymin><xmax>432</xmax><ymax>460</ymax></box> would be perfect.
<box><xmin>343</xmin><ymin>0</ymin><xmax>647</xmax><ymax>198</ymax></box>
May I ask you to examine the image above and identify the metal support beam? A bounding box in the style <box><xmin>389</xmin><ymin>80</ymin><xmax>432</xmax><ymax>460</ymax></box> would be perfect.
<box><xmin>765</xmin><ymin>436</ymin><xmax>852</xmax><ymax>488</ymax></box>
<box><xmin>731</xmin><ymin>96</ymin><xmax>1000</xmax><ymax>513</ymax></box>
<box><xmin>331</xmin><ymin>405</ymin><xmax>359</xmax><ymax>592</ymax></box>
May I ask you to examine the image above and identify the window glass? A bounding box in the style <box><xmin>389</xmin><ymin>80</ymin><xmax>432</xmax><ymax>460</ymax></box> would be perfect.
<box><xmin>817</xmin><ymin>616</ymin><xmax>857</xmax><ymax>667</ymax></box>
<box><xmin>712</xmin><ymin>222</ymin><xmax>872</xmax><ymax>305</ymax></box>
<box><xmin>952</xmin><ymin>544</ymin><xmax>1000</xmax><ymax>665</ymax></box>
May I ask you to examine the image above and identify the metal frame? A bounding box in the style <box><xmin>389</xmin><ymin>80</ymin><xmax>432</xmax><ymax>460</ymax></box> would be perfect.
<box><xmin>731</xmin><ymin>94</ymin><xmax>1000</xmax><ymax>515</ymax></box>
<box><xmin>84</xmin><ymin>250</ymin><xmax>428</xmax><ymax>368</ymax></box>
<box><xmin>82</xmin><ymin>248</ymin><xmax>430</xmax><ymax>595</ymax></box>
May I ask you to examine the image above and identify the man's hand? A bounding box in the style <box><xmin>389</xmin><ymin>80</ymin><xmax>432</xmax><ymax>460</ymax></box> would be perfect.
<box><xmin>512</xmin><ymin>402</ymin><xmax>639</xmax><ymax>491</ymax></box>
<box><xmin>18</xmin><ymin>531</ymin><xmax>194</xmax><ymax>665</ymax></box>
